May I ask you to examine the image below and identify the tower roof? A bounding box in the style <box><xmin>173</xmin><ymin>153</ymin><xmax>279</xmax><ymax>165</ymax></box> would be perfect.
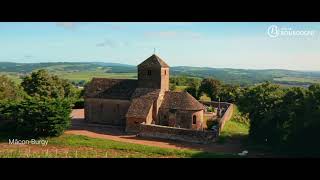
<box><xmin>138</xmin><ymin>54</ymin><xmax>169</xmax><ymax>68</ymax></box>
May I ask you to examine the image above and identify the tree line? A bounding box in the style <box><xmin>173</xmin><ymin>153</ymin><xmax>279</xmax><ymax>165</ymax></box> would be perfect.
<box><xmin>173</xmin><ymin>76</ymin><xmax>320</xmax><ymax>155</ymax></box>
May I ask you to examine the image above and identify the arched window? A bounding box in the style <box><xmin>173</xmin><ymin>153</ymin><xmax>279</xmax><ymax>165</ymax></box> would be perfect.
<box><xmin>147</xmin><ymin>70</ymin><xmax>152</xmax><ymax>76</ymax></box>
<box><xmin>164</xmin><ymin>70</ymin><xmax>166</xmax><ymax>75</ymax></box>
<box><xmin>192</xmin><ymin>115</ymin><xmax>197</xmax><ymax>124</ymax></box>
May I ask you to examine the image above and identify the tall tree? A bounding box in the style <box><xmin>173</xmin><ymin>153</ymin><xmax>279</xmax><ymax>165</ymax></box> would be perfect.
<box><xmin>218</xmin><ymin>84</ymin><xmax>241</xmax><ymax>103</ymax></box>
<box><xmin>198</xmin><ymin>78</ymin><xmax>222</xmax><ymax>101</ymax></box>
<box><xmin>0</xmin><ymin>75</ymin><xmax>25</xmax><ymax>101</ymax></box>
<box><xmin>21</xmin><ymin>69</ymin><xmax>77</xmax><ymax>99</ymax></box>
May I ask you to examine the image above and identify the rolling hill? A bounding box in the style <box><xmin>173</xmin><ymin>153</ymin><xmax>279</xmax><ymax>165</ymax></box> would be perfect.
<box><xmin>0</xmin><ymin>62</ymin><xmax>319</xmax><ymax>87</ymax></box>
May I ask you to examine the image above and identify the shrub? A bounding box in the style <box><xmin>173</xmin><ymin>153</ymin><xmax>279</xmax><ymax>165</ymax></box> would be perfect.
<box><xmin>21</xmin><ymin>69</ymin><xmax>78</xmax><ymax>99</ymax></box>
<box><xmin>0</xmin><ymin>97</ymin><xmax>72</xmax><ymax>137</ymax></box>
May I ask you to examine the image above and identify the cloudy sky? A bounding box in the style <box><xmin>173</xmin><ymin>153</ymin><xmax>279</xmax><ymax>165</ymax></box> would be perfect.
<box><xmin>0</xmin><ymin>22</ymin><xmax>319</xmax><ymax>71</ymax></box>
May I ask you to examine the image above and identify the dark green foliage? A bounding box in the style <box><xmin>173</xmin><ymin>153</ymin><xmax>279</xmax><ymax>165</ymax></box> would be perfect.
<box><xmin>0</xmin><ymin>97</ymin><xmax>72</xmax><ymax>137</ymax></box>
<box><xmin>218</xmin><ymin>84</ymin><xmax>241</xmax><ymax>103</ymax></box>
<box><xmin>0</xmin><ymin>75</ymin><xmax>25</xmax><ymax>101</ymax></box>
<box><xmin>170</xmin><ymin>76</ymin><xmax>201</xmax><ymax>87</ymax></box>
<box><xmin>238</xmin><ymin>82</ymin><xmax>286</xmax><ymax>145</ymax></box>
<box><xmin>198</xmin><ymin>78</ymin><xmax>222</xmax><ymax>101</ymax></box>
<box><xmin>238</xmin><ymin>82</ymin><xmax>320</xmax><ymax>155</ymax></box>
<box><xmin>21</xmin><ymin>69</ymin><xmax>77</xmax><ymax>99</ymax></box>
<box><xmin>1</xmin><ymin>70</ymin><xmax>75</xmax><ymax>138</ymax></box>
<box><xmin>184</xmin><ymin>80</ymin><xmax>201</xmax><ymax>99</ymax></box>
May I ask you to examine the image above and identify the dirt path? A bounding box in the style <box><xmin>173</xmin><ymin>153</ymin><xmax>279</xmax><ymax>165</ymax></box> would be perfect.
<box><xmin>68</xmin><ymin>109</ymin><xmax>249</xmax><ymax>155</ymax></box>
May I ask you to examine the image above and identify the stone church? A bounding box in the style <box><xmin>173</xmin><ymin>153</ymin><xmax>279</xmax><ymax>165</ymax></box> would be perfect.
<box><xmin>84</xmin><ymin>54</ymin><xmax>205</xmax><ymax>133</ymax></box>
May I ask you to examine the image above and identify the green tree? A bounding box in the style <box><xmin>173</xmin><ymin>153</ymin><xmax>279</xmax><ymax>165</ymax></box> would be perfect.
<box><xmin>218</xmin><ymin>84</ymin><xmax>241</xmax><ymax>103</ymax></box>
<box><xmin>185</xmin><ymin>80</ymin><xmax>200</xmax><ymax>99</ymax></box>
<box><xmin>0</xmin><ymin>97</ymin><xmax>72</xmax><ymax>137</ymax></box>
<box><xmin>0</xmin><ymin>75</ymin><xmax>25</xmax><ymax>101</ymax></box>
<box><xmin>198</xmin><ymin>78</ymin><xmax>222</xmax><ymax>101</ymax></box>
<box><xmin>21</xmin><ymin>69</ymin><xmax>77</xmax><ymax>99</ymax></box>
<box><xmin>238</xmin><ymin>82</ymin><xmax>285</xmax><ymax>145</ymax></box>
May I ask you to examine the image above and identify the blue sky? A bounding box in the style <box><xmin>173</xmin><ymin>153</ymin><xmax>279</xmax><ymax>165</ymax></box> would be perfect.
<box><xmin>0</xmin><ymin>22</ymin><xmax>319</xmax><ymax>71</ymax></box>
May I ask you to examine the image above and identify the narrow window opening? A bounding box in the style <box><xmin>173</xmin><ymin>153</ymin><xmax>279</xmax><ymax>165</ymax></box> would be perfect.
<box><xmin>193</xmin><ymin>115</ymin><xmax>197</xmax><ymax>124</ymax></box>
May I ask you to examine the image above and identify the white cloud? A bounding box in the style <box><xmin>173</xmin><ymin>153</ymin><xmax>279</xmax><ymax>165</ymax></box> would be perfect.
<box><xmin>96</xmin><ymin>39</ymin><xmax>129</xmax><ymax>48</ymax></box>
<box><xmin>144</xmin><ymin>31</ymin><xmax>202</xmax><ymax>39</ymax></box>
<box><xmin>56</xmin><ymin>22</ymin><xmax>77</xmax><ymax>30</ymax></box>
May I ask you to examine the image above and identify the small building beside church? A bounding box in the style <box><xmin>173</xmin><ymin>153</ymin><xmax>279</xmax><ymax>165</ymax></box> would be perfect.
<box><xmin>84</xmin><ymin>54</ymin><xmax>205</xmax><ymax>133</ymax></box>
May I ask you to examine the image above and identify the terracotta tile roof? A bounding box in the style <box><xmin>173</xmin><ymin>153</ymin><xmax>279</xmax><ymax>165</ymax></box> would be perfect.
<box><xmin>138</xmin><ymin>54</ymin><xmax>169</xmax><ymax>68</ymax></box>
<box><xmin>126</xmin><ymin>98</ymin><xmax>154</xmax><ymax>118</ymax></box>
<box><xmin>131</xmin><ymin>88</ymin><xmax>161</xmax><ymax>100</ymax></box>
<box><xmin>84</xmin><ymin>78</ymin><xmax>138</xmax><ymax>100</ymax></box>
<box><xmin>160</xmin><ymin>91</ymin><xmax>205</xmax><ymax>111</ymax></box>
<box><xmin>126</xmin><ymin>88</ymin><xmax>160</xmax><ymax>118</ymax></box>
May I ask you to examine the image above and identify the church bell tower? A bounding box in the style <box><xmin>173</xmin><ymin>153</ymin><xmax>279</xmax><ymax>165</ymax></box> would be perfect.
<box><xmin>137</xmin><ymin>54</ymin><xmax>169</xmax><ymax>91</ymax></box>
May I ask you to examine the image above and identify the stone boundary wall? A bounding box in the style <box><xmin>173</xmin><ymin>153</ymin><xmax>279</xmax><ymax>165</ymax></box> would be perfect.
<box><xmin>218</xmin><ymin>104</ymin><xmax>234</xmax><ymax>134</ymax></box>
<box><xmin>199</xmin><ymin>101</ymin><xmax>234</xmax><ymax>134</ymax></box>
<box><xmin>200</xmin><ymin>101</ymin><xmax>231</xmax><ymax>109</ymax></box>
<box><xmin>138</xmin><ymin>123</ymin><xmax>218</xmax><ymax>144</ymax></box>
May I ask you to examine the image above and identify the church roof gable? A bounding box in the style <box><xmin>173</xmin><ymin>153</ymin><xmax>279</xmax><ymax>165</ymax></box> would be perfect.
<box><xmin>138</xmin><ymin>54</ymin><xmax>169</xmax><ymax>68</ymax></box>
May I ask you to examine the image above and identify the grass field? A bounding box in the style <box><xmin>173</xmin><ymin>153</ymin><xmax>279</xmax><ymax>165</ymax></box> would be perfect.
<box><xmin>55</xmin><ymin>71</ymin><xmax>137</xmax><ymax>82</ymax></box>
<box><xmin>0</xmin><ymin>131</ymin><xmax>238</xmax><ymax>158</ymax></box>
<box><xmin>218</xmin><ymin>106</ymin><xmax>249</xmax><ymax>144</ymax></box>
<box><xmin>0</xmin><ymin>120</ymin><xmax>239</xmax><ymax>158</ymax></box>
<box><xmin>273</xmin><ymin>77</ymin><xmax>320</xmax><ymax>83</ymax></box>
<box><xmin>1</xmin><ymin>71</ymin><xmax>137</xmax><ymax>85</ymax></box>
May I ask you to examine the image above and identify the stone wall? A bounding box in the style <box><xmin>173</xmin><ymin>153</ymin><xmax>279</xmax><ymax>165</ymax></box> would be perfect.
<box><xmin>85</xmin><ymin>98</ymin><xmax>131</xmax><ymax>126</ymax></box>
<box><xmin>138</xmin><ymin>123</ymin><xmax>218</xmax><ymax>144</ymax></box>
<box><xmin>160</xmin><ymin>67</ymin><xmax>169</xmax><ymax>91</ymax></box>
<box><xmin>158</xmin><ymin>109</ymin><xmax>203</xmax><ymax>130</ymax></box>
<box><xmin>199</xmin><ymin>100</ymin><xmax>234</xmax><ymax>133</ymax></box>
<box><xmin>200</xmin><ymin>101</ymin><xmax>231</xmax><ymax>109</ymax></box>
<box><xmin>218</xmin><ymin>104</ymin><xmax>234</xmax><ymax>134</ymax></box>
<box><xmin>126</xmin><ymin>104</ymin><xmax>153</xmax><ymax>133</ymax></box>
<box><xmin>138</xmin><ymin>66</ymin><xmax>162</xmax><ymax>89</ymax></box>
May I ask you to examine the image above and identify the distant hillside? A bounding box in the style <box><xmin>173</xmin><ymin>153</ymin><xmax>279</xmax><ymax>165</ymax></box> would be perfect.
<box><xmin>0</xmin><ymin>62</ymin><xmax>319</xmax><ymax>86</ymax></box>
<box><xmin>0</xmin><ymin>62</ymin><xmax>137</xmax><ymax>73</ymax></box>
<box><xmin>171</xmin><ymin>66</ymin><xmax>320</xmax><ymax>86</ymax></box>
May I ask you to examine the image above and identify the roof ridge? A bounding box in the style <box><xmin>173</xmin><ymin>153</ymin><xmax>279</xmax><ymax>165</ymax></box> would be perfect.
<box><xmin>138</xmin><ymin>54</ymin><xmax>169</xmax><ymax>68</ymax></box>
